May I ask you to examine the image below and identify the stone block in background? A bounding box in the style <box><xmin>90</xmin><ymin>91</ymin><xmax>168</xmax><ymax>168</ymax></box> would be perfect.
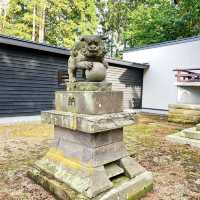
<box><xmin>166</xmin><ymin>123</ymin><xmax>200</xmax><ymax>149</ymax></box>
<box><xmin>55</xmin><ymin>91</ymin><xmax>123</xmax><ymax>114</ymax></box>
<box><xmin>168</xmin><ymin>104</ymin><xmax>200</xmax><ymax>124</ymax></box>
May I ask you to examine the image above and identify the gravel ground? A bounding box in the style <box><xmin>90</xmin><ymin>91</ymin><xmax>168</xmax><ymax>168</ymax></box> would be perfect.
<box><xmin>0</xmin><ymin>114</ymin><xmax>200</xmax><ymax>200</ymax></box>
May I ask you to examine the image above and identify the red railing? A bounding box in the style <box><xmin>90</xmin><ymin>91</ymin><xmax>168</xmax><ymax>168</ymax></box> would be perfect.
<box><xmin>174</xmin><ymin>68</ymin><xmax>200</xmax><ymax>82</ymax></box>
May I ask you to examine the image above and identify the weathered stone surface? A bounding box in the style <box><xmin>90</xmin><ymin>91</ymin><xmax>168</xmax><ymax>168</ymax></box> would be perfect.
<box><xmin>54</xmin><ymin>127</ymin><xmax>123</xmax><ymax>148</ymax></box>
<box><xmin>104</xmin><ymin>163</ymin><xmax>124</xmax><ymax>179</ymax></box>
<box><xmin>55</xmin><ymin>91</ymin><xmax>123</xmax><ymax>114</ymax></box>
<box><xmin>53</xmin><ymin>139</ymin><xmax>128</xmax><ymax>167</ymax></box>
<box><xmin>182</xmin><ymin>127</ymin><xmax>200</xmax><ymax>140</ymax></box>
<box><xmin>34</xmin><ymin>148</ymin><xmax>113</xmax><ymax>198</ymax></box>
<box><xmin>28</xmin><ymin>167</ymin><xmax>153</xmax><ymax>200</ymax></box>
<box><xmin>168</xmin><ymin>108</ymin><xmax>200</xmax><ymax>116</ymax></box>
<box><xmin>98</xmin><ymin>171</ymin><xmax>153</xmax><ymax>200</ymax></box>
<box><xmin>169</xmin><ymin>104</ymin><xmax>200</xmax><ymax>110</ymax></box>
<box><xmin>120</xmin><ymin>156</ymin><xmax>145</xmax><ymax>178</ymax></box>
<box><xmin>195</xmin><ymin>123</ymin><xmax>200</xmax><ymax>131</ymax></box>
<box><xmin>65</xmin><ymin>82</ymin><xmax>112</xmax><ymax>92</ymax></box>
<box><xmin>41</xmin><ymin>110</ymin><xmax>135</xmax><ymax>133</ymax></box>
<box><xmin>28</xmin><ymin>168</ymin><xmax>79</xmax><ymax>200</ymax></box>
<box><xmin>87</xmin><ymin>166</ymin><xmax>113</xmax><ymax>198</ymax></box>
<box><xmin>168</xmin><ymin>104</ymin><xmax>200</xmax><ymax>124</ymax></box>
<box><xmin>166</xmin><ymin>132</ymin><xmax>200</xmax><ymax>148</ymax></box>
<box><xmin>68</xmin><ymin>35</ymin><xmax>108</xmax><ymax>82</ymax></box>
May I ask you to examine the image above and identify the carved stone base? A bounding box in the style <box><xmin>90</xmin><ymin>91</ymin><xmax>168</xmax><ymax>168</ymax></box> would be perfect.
<box><xmin>28</xmin><ymin>126</ymin><xmax>151</xmax><ymax>198</ymax></box>
<box><xmin>28</xmin><ymin>154</ymin><xmax>153</xmax><ymax>199</ymax></box>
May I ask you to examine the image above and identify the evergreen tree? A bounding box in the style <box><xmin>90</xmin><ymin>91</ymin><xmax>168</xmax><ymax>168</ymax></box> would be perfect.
<box><xmin>124</xmin><ymin>0</ymin><xmax>200</xmax><ymax>48</ymax></box>
<box><xmin>0</xmin><ymin>0</ymin><xmax>98</xmax><ymax>48</ymax></box>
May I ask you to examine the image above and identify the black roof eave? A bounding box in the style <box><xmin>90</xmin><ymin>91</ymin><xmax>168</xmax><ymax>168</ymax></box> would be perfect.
<box><xmin>106</xmin><ymin>58</ymin><xmax>149</xmax><ymax>69</ymax></box>
<box><xmin>0</xmin><ymin>34</ymin><xmax>71</xmax><ymax>56</ymax></box>
<box><xmin>0</xmin><ymin>34</ymin><xmax>148</xmax><ymax>69</ymax></box>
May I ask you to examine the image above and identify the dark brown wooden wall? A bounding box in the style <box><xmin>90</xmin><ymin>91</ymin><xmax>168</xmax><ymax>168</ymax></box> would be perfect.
<box><xmin>0</xmin><ymin>44</ymin><xmax>68</xmax><ymax>116</ymax></box>
<box><xmin>0</xmin><ymin>43</ymin><xmax>143</xmax><ymax>117</ymax></box>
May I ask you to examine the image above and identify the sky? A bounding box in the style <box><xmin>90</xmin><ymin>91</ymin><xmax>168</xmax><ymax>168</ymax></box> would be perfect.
<box><xmin>0</xmin><ymin>0</ymin><xmax>9</xmax><ymax>9</ymax></box>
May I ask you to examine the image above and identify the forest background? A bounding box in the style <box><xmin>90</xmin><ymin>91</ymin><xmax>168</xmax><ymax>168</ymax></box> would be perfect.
<box><xmin>0</xmin><ymin>0</ymin><xmax>199</xmax><ymax>57</ymax></box>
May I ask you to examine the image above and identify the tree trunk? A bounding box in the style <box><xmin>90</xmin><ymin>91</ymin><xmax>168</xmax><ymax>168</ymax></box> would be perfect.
<box><xmin>38</xmin><ymin>2</ymin><xmax>46</xmax><ymax>43</ymax></box>
<box><xmin>0</xmin><ymin>6</ymin><xmax>3</xmax><ymax>32</ymax></box>
<box><xmin>0</xmin><ymin>3</ymin><xmax>7</xmax><ymax>33</ymax></box>
<box><xmin>32</xmin><ymin>4</ymin><xmax>36</xmax><ymax>42</ymax></box>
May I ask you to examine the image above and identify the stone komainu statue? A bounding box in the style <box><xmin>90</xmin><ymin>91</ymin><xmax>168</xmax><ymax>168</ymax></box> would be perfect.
<box><xmin>68</xmin><ymin>35</ymin><xmax>108</xmax><ymax>82</ymax></box>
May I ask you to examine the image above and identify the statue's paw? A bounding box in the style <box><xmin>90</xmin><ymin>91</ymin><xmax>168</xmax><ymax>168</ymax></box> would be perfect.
<box><xmin>87</xmin><ymin>62</ymin><xmax>93</xmax><ymax>70</ymax></box>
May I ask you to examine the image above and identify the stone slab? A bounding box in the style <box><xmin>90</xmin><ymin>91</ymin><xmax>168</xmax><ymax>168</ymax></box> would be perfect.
<box><xmin>34</xmin><ymin>148</ymin><xmax>113</xmax><ymax>198</ymax></box>
<box><xmin>196</xmin><ymin>123</ymin><xmax>200</xmax><ymax>131</ymax></box>
<box><xmin>41</xmin><ymin>110</ymin><xmax>135</xmax><ymax>133</ymax></box>
<box><xmin>182</xmin><ymin>127</ymin><xmax>200</xmax><ymax>140</ymax></box>
<box><xmin>168</xmin><ymin>105</ymin><xmax>200</xmax><ymax>124</ymax></box>
<box><xmin>52</xmin><ymin>139</ymin><xmax>128</xmax><ymax>167</ymax></box>
<box><xmin>99</xmin><ymin>171</ymin><xmax>153</xmax><ymax>200</ymax></box>
<box><xmin>54</xmin><ymin>127</ymin><xmax>123</xmax><ymax>148</ymax></box>
<box><xmin>169</xmin><ymin>108</ymin><xmax>200</xmax><ymax>116</ymax></box>
<box><xmin>169</xmin><ymin>104</ymin><xmax>200</xmax><ymax>110</ymax></box>
<box><xmin>166</xmin><ymin>132</ymin><xmax>200</xmax><ymax>148</ymax></box>
<box><xmin>104</xmin><ymin>163</ymin><xmax>124</xmax><ymax>179</ymax></box>
<box><xmin>28</xmin><ymin>168</ymin><xmax>153</xmax><ymax>200</ymax></box>
<box><xmin>65</xmin><ymin>82</ymin><xmax>112</xmax><ymax>92</ymax></box>
<box><xmin>119</xmin><ymin>156</ymin><xmax>146</xmax><ymax>178</ymax></box>
<box><xmin>55</xmin><ymin>91</ymin><xmax>123</xmax><ymax>114</ymax></box>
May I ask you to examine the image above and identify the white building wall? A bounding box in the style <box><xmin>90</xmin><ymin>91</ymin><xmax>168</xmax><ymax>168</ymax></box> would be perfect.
<box><xmin>123</xmin><ymin>39</ymin><xmax>200</xmax><ymax>110</ymax></box>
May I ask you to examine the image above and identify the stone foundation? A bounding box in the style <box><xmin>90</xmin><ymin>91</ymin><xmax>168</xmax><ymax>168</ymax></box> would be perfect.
<box><xmin>28</xmin><ymin>168</ymin><xmax>153</xmax><ymax>200</ymax></box>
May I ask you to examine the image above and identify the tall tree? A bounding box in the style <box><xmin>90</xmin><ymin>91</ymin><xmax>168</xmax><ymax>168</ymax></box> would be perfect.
<box><xmin>96</xmin><ymin>0</ymin><xmax>143</xmax><ymax>57</ymax></box>
<box><xmin>1</xmin><ymin>0</ymin><xmax>98</xmax><ymax>47</ymax></box>
<box><xmin>124</xmin><ymin>0</ymin><xmax>200</xmax><ymax>48</ymax></box>
<box><xmin>0</xmin><ymin>0</ymin><xmax>10</xmax><ymax>33</ymax></box>
<box><xmin>45</xmin><ymin>0</ymin><xmax>98</xmax><ymax>47</ymax></box>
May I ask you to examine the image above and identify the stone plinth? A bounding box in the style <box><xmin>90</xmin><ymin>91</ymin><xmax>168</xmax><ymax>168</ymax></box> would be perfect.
<box><xmin>65</xmin><ymin>82</ymin><xmax>112</xmax><ymax>92</ymax></box>
<box><xmin>52</xmin><ymin>127</ymin><xmax>128</xmax><ymax>167</ymax></box>
<box><xmin>55</xmin><ymin>91</ymin><xmax>123</xmax><ymax>114</ymax></box>
<box><xmin>29</xmin><ymin>81</ymin><xmax>153</xmax><ymax>199</ymax></box>
<box><xmin>168</xmin><ymin>104</ymin><xmax>200</xmax><ymax>124</ymax></box>
<box><xmin>41</xmin><ymin>110</ymin><xmax>135</xmax><ymax>133</ymax></box>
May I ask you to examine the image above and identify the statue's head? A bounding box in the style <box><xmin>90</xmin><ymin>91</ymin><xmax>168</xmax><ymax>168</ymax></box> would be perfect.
<box><xmin>73</xmin><ymin>35</ymin><xmax>107</xmax><ymax>58</ymax></box>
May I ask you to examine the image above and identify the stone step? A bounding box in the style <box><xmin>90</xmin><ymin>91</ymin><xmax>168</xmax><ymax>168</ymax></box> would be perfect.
<box><xmin>182</xmin><ymin>127</ymin><xmax>200</xmax><ymax>140</ymax></box>
<box><xmin>105</xmin><ymin>163</ymin><xmax>124</xmax><ymax>179</ymax></box>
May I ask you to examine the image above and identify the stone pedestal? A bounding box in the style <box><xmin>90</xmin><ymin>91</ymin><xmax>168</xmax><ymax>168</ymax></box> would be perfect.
<box><xmin>29</xmin><ymin>82</ymin><xmax>153</xmax><ymax>199</ymax></box>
